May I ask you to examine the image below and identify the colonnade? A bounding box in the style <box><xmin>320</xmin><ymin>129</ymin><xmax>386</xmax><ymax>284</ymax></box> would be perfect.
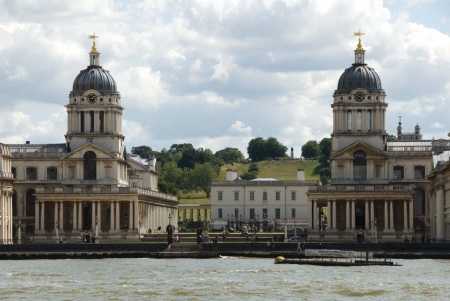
<box><xmin>308</xmin><ymin>199</ymin><xmax>414</xmax><ymax>232</ymax></box>
<box><xmin>0</xmin><ymin>190</ymin><xmax>13</xmax><ymax>244</ymax></box>
<box><xmin>179</xmin><ymin>208</ymin><xmax>209</xmax><ymax>222</ymax></box>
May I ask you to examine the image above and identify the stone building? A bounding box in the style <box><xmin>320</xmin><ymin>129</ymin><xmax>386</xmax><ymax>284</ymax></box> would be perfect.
<box><xmin>0</xmin><ymin>143</ymin><xmax>14</xmax><ymax>244</ymax></box>
<box><xmin>306</xmin><ymin>35</ymin><xmax>435</xmax><ymax>241</ymax></box>
<box><xmin>9</xmin><ymin>39</ymin><xmax>178</xmax><ymax>243</ymax></box>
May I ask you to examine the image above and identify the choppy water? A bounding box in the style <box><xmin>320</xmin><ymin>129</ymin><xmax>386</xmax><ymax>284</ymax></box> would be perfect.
<box><xmin>0</xmin><ymin>258</ymin><xmax>449</xmax><ymax>300</ymax></box>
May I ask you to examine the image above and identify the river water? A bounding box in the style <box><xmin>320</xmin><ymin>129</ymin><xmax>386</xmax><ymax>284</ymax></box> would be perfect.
<box><xmin>1</xmin><ymin>258</ymin><xmax>449</xmax><ymax>300</ymax></box>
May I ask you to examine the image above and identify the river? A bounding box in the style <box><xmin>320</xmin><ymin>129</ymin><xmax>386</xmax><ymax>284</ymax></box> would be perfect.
<box><xmin>0</xmin><ymin>258</ymin><xmax>448</xmax><ymax>300</ymax></box>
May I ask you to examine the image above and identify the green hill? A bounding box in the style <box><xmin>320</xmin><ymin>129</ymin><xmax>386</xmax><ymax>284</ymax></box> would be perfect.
<box><xmin>179</xmin><ymin>160</ymin><xmax>321</xmax><ymax>205</ymax></box>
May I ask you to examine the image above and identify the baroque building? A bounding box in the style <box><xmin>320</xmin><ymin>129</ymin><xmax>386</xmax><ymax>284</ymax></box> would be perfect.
<box><xmin>0</xmin><ymin>143</ymin><xmax>14</xmax><ymax>244</ymax></box>
<box><xmin>306</xmin><ymin>34</ymin><xmax>434</xmax><ymax>241</ymax></box>
<box><xmin>9</xmin><ymin>38</ymin><xmax>178</xmax><ymax>243</ymax></box>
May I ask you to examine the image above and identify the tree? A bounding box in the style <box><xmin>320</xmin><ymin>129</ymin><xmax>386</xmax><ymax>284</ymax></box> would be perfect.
<box><xmin>265</xmin><ymin>137</ymin><xmax>288</xmax><ymax>158</ymax></box>
<box><xmin>241</xmin><ymin>172</ymin><xmax>257</xmax><ymax>180</ymax></box>
<box><xmin>387</xmin><ymin>134</ymin><xmax>397</xmax><ymax>142</ymax></box>
<box><xmin>131</xmin><ymin>145</ymin><xmax>155</xmax><ymax>159</ymax></box>
<box><xmin>191</xmin><ymin>163</ymin><xmax>218</xmax><ymax>198</ymax></box>
<box><xmin>247</xmin><ymin>137</ymin><xmax>266</xmax><ymax>161</ymax></box>
<box><xmin>318</xmin><ymin>138</ymin><xmax>332</xmax><ymax>165</ymax></box>
<box><xmin>301</xmin><ymin>140</ymin><xmax>319</xmax><ymax>159</ymax></box>
<box><xmin>215</xmin><ymin>147</ymin><xmax>243</xmax><ymax>163</ymax></box>
<box><xmin>319</xmin><ymin>167</ymin><xmax>331</xmax><ymax>185</ymax></box>
<box><xmin>248</xmin><ymin>163</ymin><xmax>259</xmax><ymax>173</ymax></box>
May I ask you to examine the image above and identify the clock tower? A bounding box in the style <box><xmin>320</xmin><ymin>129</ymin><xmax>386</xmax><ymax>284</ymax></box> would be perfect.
<box><xmin>65</xmin><ymin>35</ymin><xmax>125</xmax><ymax>157</ymax></box>
<box><xmin>331</xmin><ymin>32</ymin><xmax>388</xmax><ymax>155</ymax></box>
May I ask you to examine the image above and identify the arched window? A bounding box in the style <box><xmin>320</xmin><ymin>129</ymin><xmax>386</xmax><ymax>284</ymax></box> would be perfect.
<box><xmin>367</xmin><ymin>110</ymin><xmax>372</xmax><ymax>131</ymax></box>
<box><xmin>414</xmin><ymin>166</ymin><xmax>425</xmax><ymax>179</ymax></box>
<box><xmin>26</xmin><ymin>189</ymin><xmax>36</xmax><ymax>217</ymax></box>
<box><xmin>413</xmin><ymin>188</ymin><xmax>426</xmax><ymax>215</ymax></box>
<box><xmin>83</xmin><ymin>151</ymin><xmax>97</xmax><ymax>180</ymax></box>
<box><xmin>356</xmin><ymin>109</ymin><xmax>362</xmax><ymax>131</ymax></box>
<box><xmin>263</xmin><ymin>192</ymin><xmax>267</xmax><ymax>201</ymax></box>
<box><xmin>393</xmin><ymin>166</ymin><xmax>404</xmax><ymax>179</ymax></box>
<box><xmin>353</xmin><ymin>150</ymin><xmax>366</xmax><ymax>179</ymax></box>
<box><xmin>347</xmin><ymin>110</ymin><xmax>352</xmax><ymax>131</ymax></box>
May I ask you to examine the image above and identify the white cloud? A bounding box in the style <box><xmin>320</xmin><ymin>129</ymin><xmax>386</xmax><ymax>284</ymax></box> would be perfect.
<box><xmin>431</xmin><ymin>122</ymin><xmax>445</xmax><ymax>128</ymax></box>
<box><xmin>228</xmin><ymin>121</ymin><xmax>252</xmax><ymax>135</ymax></box>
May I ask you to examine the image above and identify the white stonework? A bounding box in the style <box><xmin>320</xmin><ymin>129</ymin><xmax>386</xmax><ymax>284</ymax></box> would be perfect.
<box><xmin>6</xmin><ymin>42</ymin><xmax>178</xmax><ymax>243</ymax></box>
<box><xmin>0</xmin><ymin>144</ymin><xmax>14</xmax><ymax>244</ymax></box>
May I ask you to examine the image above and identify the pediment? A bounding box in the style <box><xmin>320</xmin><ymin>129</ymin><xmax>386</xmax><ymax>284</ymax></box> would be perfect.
<box><xmin>61</xmin><ymin>142</ymin><xmax>117</xmax><ymax>160</ymax></box>
<box><xmin>331</xmin><ymin>141</ymin><xmax>387</xmax><ymax>159</ymax></box>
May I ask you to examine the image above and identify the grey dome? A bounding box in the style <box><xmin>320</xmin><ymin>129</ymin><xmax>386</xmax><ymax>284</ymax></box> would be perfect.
<box><xmin>335</xmin><ymin>63</ymin><xmax>384</xmax><ymax>94</ymax></box>
<box><xmin>71</xmin><ymin>66</ymin><xmax>118</xmax><ymax>96</ymax></box>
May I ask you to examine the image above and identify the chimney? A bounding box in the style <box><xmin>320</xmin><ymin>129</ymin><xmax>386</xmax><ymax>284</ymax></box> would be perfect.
<box><xmin>297</xmin><ymin>169</ymin><xmax>305</xmax><ymax>181</ymax></box>
<box><xmin>226</xmin><ymin>169</ymin><xmax>238</xmax><ymax>181</ymax></box>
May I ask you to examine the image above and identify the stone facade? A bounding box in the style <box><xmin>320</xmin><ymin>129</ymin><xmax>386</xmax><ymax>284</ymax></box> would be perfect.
<box><xmin>0</xmin><ymin>143</ymin><xmax>14</xmax><ymax>244</ymax></box>
<box><xmin>8</xmin><ymin>41</ymin><xmax>178</xmax><ymax>243</ymax></box>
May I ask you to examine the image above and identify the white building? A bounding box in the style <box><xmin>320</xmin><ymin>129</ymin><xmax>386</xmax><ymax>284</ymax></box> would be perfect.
<box><xmin>8</xmin><ymin>38</ymin><xmax>178</xmax><ymax>243</ymax></box>
<box><xmin>210</xmin><ymin>169</ymin><xmax>319</xmax><ymax>230</ymax></box>
<box><xmin>0</xmin><ymin>143</ymin><xmax>14</xmax><ymax>244</ymax></box>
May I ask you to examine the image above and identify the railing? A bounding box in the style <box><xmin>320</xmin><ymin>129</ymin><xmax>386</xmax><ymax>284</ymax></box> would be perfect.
<box><xmin>213</xmin><ymin>180</ymin><xmax>319</xmax><ymax>186</ymax></box>
<box><xmin>308</xmin><ymin>184</ymin><xmax>413</xmax><ymax>193</ymax></box>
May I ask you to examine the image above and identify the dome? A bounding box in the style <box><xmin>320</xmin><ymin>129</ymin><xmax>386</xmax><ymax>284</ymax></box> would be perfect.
<box><xmin>71</xmin><ymin>65</ymin><xmax>117</xmax><ymax>96</ymax></box>
<box><xmin>335</xmin><ymin>63</ymin><xmax>383</xmax><ymax>94</ymax></box>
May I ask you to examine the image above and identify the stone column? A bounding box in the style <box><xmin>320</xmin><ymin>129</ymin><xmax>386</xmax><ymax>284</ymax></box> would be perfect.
<box><xmin>332</xmin><ymin>200</ymin><xmax>337</xmax><ymax>230</ymax></box>
<box><xmin>73</xmin><ymin>202</ymin><xmax>77</xmax><ymax>231</ymax></box>
<box><xmin>384</xmin><ymin>200</ymin><xmax>388</xmax><ymax>231</ymax></box>
<box><xmin>312</xmin><ymin>200</ymin><xmax>317</xmax><ymax>230</ymax></box>
<box><xmin>134</xmin><ymin>200</ymin><xmax>139</xmax><ymax>231</ymax></box>
<box><xmin>327</xmin><ymin>200</ymin><xmax>331</xmax><ymax>231</ymax></box>
<box><xmin>345</xmin><ymin>200</ymin><xmax>350</xmax><ymax>230</ymax></box>
<box><xmin>97</xmin><ymin>202</ymin><xmax>101</xmax><ymax>233</ymax></box>
<box><xmin>351</xmin><ymin>200</ymin><xmax>355</xmax><ymax>229</ymax></box>
<box><xmin>308</xmin><ymin>200</ymin><xmax>313</xmax><ymax>229</ymax></box>
<box><xmin>59</xmin><ymin>201</ymin><xmax>63</xmax><ymax>231</ymax></box>
<box><xmin>129</xmin><ymin>201</ymin><xmax>133</xmax><ymax>230</ymax></box>
<box><xmin>436</xmin><ymin>184</ymin><xmax>445</xmax><ymax>240</ymax></box>
<box><xmin>54</xmin><ymin>202</ymin><xmax>58</xmax><ymax>231</ymax></box>
<box><xmin>389</xmin><ymin>200</ymin><xmax>394</xmax><ymax>231</ymax></box>
<box><xmin>365</xmin><ymin>200</ymin><xmax>369</xmax><ymax>230</ymax></box>
<box><xmin>35</xmin><ymin>201</ymin><xmax>39</xmax><ymax>231</ymax></box>
<box><xmin>92</xmin><ymin>201</ymin><xmax>96</xmax><ymax>231</ymax></box>
<box><xmin>403</xmin><ymin>200</ymin><xmax>408</xmax><ymax>232</ymax></box>
<box><xmin>116</xmin><ymin>202</ymin><xmax>120</xmax><ymax>230</ymax></box>
<box><xmin>409</xmin><ymin>199</ymin><xmax>414</xmax><ymax>232</ymax></box>
<box><xmin>370</xmin><ymin>200</ymin><xmax>375</xmax><ymax>229</ymax></box>
<box><xmin>111</xmin><ymin>201</ymin><xmax>115</xmax><ymax>231</ymax></box>
<box><xmin>41</xmin><ymin>201</ymin><xmax>45</xmax><ymax>231</ymax></box>
<box><xmin>78</xmin><ymin>202</ymin><xmax>82</xmax><ymax>231</ymax></box>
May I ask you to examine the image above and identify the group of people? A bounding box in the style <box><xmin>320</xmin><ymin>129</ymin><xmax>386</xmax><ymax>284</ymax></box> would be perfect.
<box><xmin>404</xmin><ymin>234</ymin><xmax>430</xmax><ymax>244</ymax></box>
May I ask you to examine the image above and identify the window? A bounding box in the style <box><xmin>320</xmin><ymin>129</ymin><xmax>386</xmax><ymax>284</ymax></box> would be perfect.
<box><xmin>47</xmin><ymin>167</ymin><xmax>57</xmax><ymax>180</ymax></box>
<box><xmin>26</xmin><ymin>189</ymin><xmax>35</xmax><ymax>217</ymax></box>
<box><xmin>356</xmin><ymin>110</ymin><xmax>362</xmax><ymax>131</ymax></box>
<box><xmin>367</xmin><ymin>110</ymin><xmax>372</xmax><ymax>131</ymax></box>
<box><xmin>90</xmin><ymin>111</ymin><xmax>94</xmax><ymax>132</ymax></box>
<box><xmin>291</xmin><ymin>208</ymin><xmax>296</xmax><ymax>219</ymax></box>
<box><xmin>83</xmin><ymin>151</ymin><xmax>97</xmax><ymax>180</ymax></box>
<box><xmin>11</xmin><ymin>167</ymin><xmax>16</xmax><ymax>178</ymax></box>
<box><xmin>99</xmin><ymin>111</ymin><xmax>104</xmax><ymax>133</ymax></box>
<box><xmin>275</xmin><ymin>191</ymin><xmax>280</xmax><ymax>201</ymax></box>
<box><xmin>100</xmin><ymin>98</ymin><xmax>103</xmax><ymax>102</ymax></box>
<box><xmin>106</xmin><ymin>208</ymin><xmax>111</xmax><ymax>223</ymax></box>
<box><xmin>376</xmin><ymin>96</ymin><xmax>379</xmax><ymax>100</ymax></box>
<box><xmin>348</xmin><ymin>96</ymin><xmax>352</xmax><ymax>100</ymax></box>
<box><xmin>218</xmin><ymin>192</ymin><xmax>223</xmax><ymax>201</ymax></box>
<box><xmin>347</xmin><ymin>110</ymin><xmax>352</xmax><ymax>131</ymax></box>
<box><xmin>234</xmin><ymin>191</ymin><xmax>239</xmax><ymax>201</ymax></box>
<box><xmin>12</xmin><ymin>191</ymin><xmax>17</xmax><ymax>217</ymax></box>
<box><xmin>413</xmin><ymin>188</ymin><xmax>426</xmax><ymax>215</ymax></box>
<box><xmin>414</xmin><ymin>166</ymin><xmax>425</xmax><ymax>179</ymax></box>
<box><xmin>250</xmin><ymin>208</ymin><xmax>255</xmax><ymax>219</ymax></box>
<box><xmin>80</xmin><ymin>112</ymin><xmax>85</xmax><ymax>132</ymax></box>
<box><xmin>234</xmin><ymin>208</ymin><xmax>239</xmax><ymax>219</ymax></box>
<box><xmin>291</xmin><ymin>191</ymin><xmax>296</xmax><ymax>201</ymax></box>
<box><xmin>249</xmin><ymin>191</ymin><xmax>254</xmax><ymax>201</ymax></box>
<box><xmin>393</xmin><ymin>166</ymin><xmax>404</xmax><ymax>179</ymax></box>
<box><xmin>26</xmin><ymin>167</ymin><xmax>37</xmax><ymax>180</ymax></box>
<box><xmin>263</xmin><ymin>192</ymin><xmax>267</xmax><ymax>201</ymax></box>
<box><xmin>82</xmin><ymin>98</ymin><xmax>85</xmax><ymax>102</ymax></box>
<box><xmin>109</xmin><ymin>98</ymin><xmax>112</xmax><ymax>102</ymax></box>
<box><xmin>340</xmin><ymin>97</ymin><xmax>343</xmax><ymax>100</ymax></box>
<box><xmin>368</xmin><ymin>96</ymin><xmax>371</xmax><ymax>100</ymax></box>
<box><xmin>218</xmin><ymin>208</ymin><xmax>223</xmax><ymax>219</ymax></box>
<box><xmin>275</xmin><ymin>208</ymin><xmax>281</xmax><ymax>219</ymax></box>
<box><xmin>262</xmin><ymin>208</ymin><xmax>268</xmax><ymax>219</ymax></box>
<box><xmin>353</xmin><ymin>150</ymin><xmax>366</xmax><ymax>180</ymax></box>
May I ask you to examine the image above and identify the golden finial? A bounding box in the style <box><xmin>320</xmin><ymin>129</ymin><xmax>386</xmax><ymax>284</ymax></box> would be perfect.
<box><xmin>89</xmin><ymin>33</ymin><xmax>99</xmax><ymax>53</ymax></box>
<box><xmin>354</xmin><ymin>30</ymin><xmax>364</xmax><ymax>50</ymax></box>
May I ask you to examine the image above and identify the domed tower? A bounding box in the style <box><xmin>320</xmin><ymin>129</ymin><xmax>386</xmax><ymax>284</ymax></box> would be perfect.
<box><xmin>65</xmin><ymin>35</ymin><xmax>125</xmax><ymax>157</ymax></box>
<box><xmin>331</xmin><ymin>31</ymin><xmax>387</xmax><ymax>153</ymax></box>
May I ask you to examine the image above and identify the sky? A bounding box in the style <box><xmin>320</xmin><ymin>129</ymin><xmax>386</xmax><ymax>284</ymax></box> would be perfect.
<box><xmin>0</xmin><ymin>0</ymin><xmax>449</xmax><ymax>157</ymax></box>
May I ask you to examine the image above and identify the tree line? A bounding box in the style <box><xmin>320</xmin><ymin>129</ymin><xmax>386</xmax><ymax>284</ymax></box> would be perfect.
<box><xmin>131</xmin><ymin>137</ymin><xmax>332</xmax><ymax>198</ymax></box>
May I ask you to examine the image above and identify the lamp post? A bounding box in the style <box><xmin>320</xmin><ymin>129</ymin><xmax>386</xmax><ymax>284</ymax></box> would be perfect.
<box><xmin>138</xmin><ymin>219</ymin><xmax>142</xmax><ymax>241</ymax></box>
<box><xmin>371</xmin><ymin>217</ymin><xmax>377</xmax><ymax>243</ymax></box>
<box><xmin>284</xmin><ymin>218</ymin><xmax>288</xmax><ymax>242</ymax></box>
<box><xmin>167</xmin><ymin>213</ymin><xmax>173</xmax><ymax>245</ymax></box>
<box><xmin>95</xmin><ymin>216</ymin><xmax>98</xmax><ymax>243</ymax></box>
<box><xmin>319</xmin><ymin>208</ymin><xmax>324</xmax><ymax>231</ymax></box>
<box><xmin>55</xmin><ymin>221</ymin><xmax>59</xmax><ymax>244</ymax></box>
<box><xmin>17</xmin><ymin>219</ymin><xmax>21</xmax><ymax>245</ymax></box>
<box><xmin>227</xmin><ymin>213</ymin><xmax>230</xmax><ymax>229</ymax></box>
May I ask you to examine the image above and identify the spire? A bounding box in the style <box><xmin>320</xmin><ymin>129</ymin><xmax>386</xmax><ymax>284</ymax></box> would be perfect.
<box><xmin>353</xmin><ymin>30</ymin><xmax>365</xmax><ymax>64</ymax></box>
<box><xmin>88</xmin><ymin>33</ymin><xmax>100</xmax><ymax>66</ymax></box>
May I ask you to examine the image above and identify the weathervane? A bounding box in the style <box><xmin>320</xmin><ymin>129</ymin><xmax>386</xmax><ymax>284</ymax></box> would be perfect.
<box><xmin>354</xmin><ymin>30</ymin><xmax>364</xmax><ymax>50</ymax></box>
<box><xmin>89</xmin><ymin>33</ymin><xmax>99</xmax><ymax>53</ymax></box>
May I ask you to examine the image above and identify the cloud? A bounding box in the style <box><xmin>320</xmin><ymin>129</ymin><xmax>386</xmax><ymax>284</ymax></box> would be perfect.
<box><xmin>227</xmin><ymin>121</ymin><xmax>252</xmax><ymax>135</ymax></box>
<box><xmin>431</xmin><ymin>122</ymin><xmax>445</xmax><ymax>128</ymax></box>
